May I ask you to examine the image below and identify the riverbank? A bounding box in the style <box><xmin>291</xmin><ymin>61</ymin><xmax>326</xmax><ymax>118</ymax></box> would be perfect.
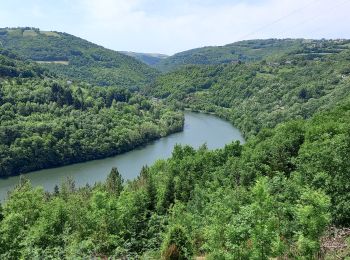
<box><xmin>0</xmin><ymin>112</ymin><xmax>244</xmax><ymax>201</ymax></box>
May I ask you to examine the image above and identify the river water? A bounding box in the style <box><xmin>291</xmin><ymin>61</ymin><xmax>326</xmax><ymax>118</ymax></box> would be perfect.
<box><xmin>0</xmin><ymin>112</ymin><xmax>244</xmax><ymax>201</ymax></box>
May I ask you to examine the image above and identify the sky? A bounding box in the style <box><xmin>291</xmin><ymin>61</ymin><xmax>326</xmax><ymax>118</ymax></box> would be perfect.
<box><xmin>0</xmin><ymin>0</ymin><xmax>349</xmax><ymax>55</ymax></box>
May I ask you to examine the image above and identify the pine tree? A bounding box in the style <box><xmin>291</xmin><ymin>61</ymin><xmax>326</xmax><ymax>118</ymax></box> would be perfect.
<box><xmin>106</xmin><ymin>167</ymin><xmax>123</xmax><ymax>196</ymax></box>
<box><xmin>0</xmin><ymin>202</ymin><xmax>3</xmax><ymax>222</ymax></box>
<box><xmin>159</xmin><ymin>177</ymin><xmax>175</xmax><ymax>214</ymax></box>
<box><xmin>53</xmin><ymin>184</ymin><xmax>59</xmax><ymax>196</ymax></box>
<box><xmin>139</xmin><ymin>165</ymin><xmax>157</xmax><ymax>211</ymax></box>
<box><xmin>146</xmin><ymin>172</ymin><xmax>157</xmax><ymax>211</ymax></box>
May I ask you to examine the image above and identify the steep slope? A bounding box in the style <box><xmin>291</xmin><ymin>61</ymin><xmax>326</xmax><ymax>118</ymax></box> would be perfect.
<box><xmin>1</xmin><ymin>36</ymin><xmax>350</xmax><ymax>259</ymax></box>
<box><xmin>0</xmin><ymin>48</ymin><xmax>184</xmax><ymax>176</ymax></box>
<box><xmin>148</xmin><ymin>39</ymin><xmax>350</xmax><ymax>137</ymax></box>
<box><xmin>120</xmin><ymin>51</ymin><xmax>168</xmax><ymax>66</ymax></box>
<box><xmin>0</xmin><ymin>27</ymin><xmax>158</xmax><ymax>87</ymax></box>
<box><xmin>155</xmin><ymin>38</ymin><xmax>347</xmax><ymax>72</ymax></box>
<box><xmin>0</xmin><ymin>47</ymin><xmax>48</xmax><ymax>78</ymax></box>
<box><xmin>2</xmin><ymin>97</ymin><xmax>350</xmax><ymax>258</ymax></box>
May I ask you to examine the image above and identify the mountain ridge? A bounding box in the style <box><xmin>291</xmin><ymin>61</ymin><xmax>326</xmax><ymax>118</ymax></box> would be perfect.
<box><xmin>120</xmin><ymin>51</ymin><xmax>168</xmax><ymax>66</ymax></box>
<box><xmin>155</xmin><ymin>38</ymin><xmax>349</xmax><ymax>72</ymax></box>
<box><xmin>0</xmin><ymin>27</ymin><xmax>159</xmax><ymax>88</ymax></box>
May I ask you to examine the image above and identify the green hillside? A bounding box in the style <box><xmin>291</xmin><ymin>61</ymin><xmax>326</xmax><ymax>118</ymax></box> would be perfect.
<box><xmin>120</xmin><ymin>51</ymin><xmax>168</xmax><ymax>66</ymax></box>
<box><xmin>2</xmin><ymin>97</ymin><xmax>350</xmax><ymax>259</ymax></box>
<box><xmin>1</xmin><ymin>35</ymin><xmax>350</xmax><ymax>259</ymax></box>
<box><xmin>155</xmin><ymin>38</ymin><xmax>348</xmax><ymax>72</ymax></box>
<box><xmin>0</xmin><ymin>47</ymin><xmax>48</xmax><ymax>78</ymax></box>
<box><xmin>0</xmin><ymin>27</ymin><xmax>159</xmax><ymax>87</ymax></box>
<box><xmin>148</xmin><ymin>39</ymin><xmax>350</xmax><ymax>137</ymax></box>
<box><xmin>0</xmin><ymin>48</ymin><xmax>183</xmax><ymax>176</ymax></box>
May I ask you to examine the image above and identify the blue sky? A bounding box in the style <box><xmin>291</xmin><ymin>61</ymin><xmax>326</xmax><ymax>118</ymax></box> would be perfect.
<box><xmin>0</xmin><ymin>0</ymin><xmax>349</xmax><ymax>54</ymax></box>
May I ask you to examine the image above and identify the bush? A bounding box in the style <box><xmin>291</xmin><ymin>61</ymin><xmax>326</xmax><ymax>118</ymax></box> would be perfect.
<box><xmin>161</xmin><ymin>225</ymin><xmax>193</xmax><ymax>260</ymax></box>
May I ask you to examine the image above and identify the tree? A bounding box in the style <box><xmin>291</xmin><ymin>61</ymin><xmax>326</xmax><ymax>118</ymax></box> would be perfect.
<box><xmin>0</xmin><ymin>180</ymin><xmax>44</xmax><ymax>259</ymax></box>
<box><xmin>161</xmin><ymin>225</ymin><xmax>193</xmax><ymax>260</ymax></box>
<box><xmin>248</xmin><ymin>178</ymin><xmax>283</xmax><ymax>259</ymax></box>
<box><xmin>159</xmin><ymin>177</ymin><xmax>175</xmax><ymax>214</ymax></box>
<box><xmin>294</xmin><ymin>188</ymin><xmax>331</xmax><ymax>258</ymax></box>
<box><xmin>0</xmin><ymin>202</ymin><xmax>3</xmax><ymax>222</ymax></box>
<box><xmin>53</xmin><ymin>184</ymin><xmax>60</xmax><ymax>196</ymax></box>
<box><xmin>140</xmin><ymin>166</ymin><xmax>157</xmax><ymax>211</ymax></box>
<box><xmin>106</xmin><ymin>167</ymin><xmax>123</xmax><ymax>196</ymax></box>
<box><xmin>146</xmin><ymin>174</ymin><xmax>157</xmax><ymax>212</ymax></box>
<box><xmin>60</xmin><ymin>177</ymin><xmax>76</xmax><ymax>196</ymax></box>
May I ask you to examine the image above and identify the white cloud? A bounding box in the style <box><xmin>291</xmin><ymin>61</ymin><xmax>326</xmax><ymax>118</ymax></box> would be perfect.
<box><xmin>1</xmin><ymin>0</ymin><xmax>350</xmax><ymax>54</ymax></box>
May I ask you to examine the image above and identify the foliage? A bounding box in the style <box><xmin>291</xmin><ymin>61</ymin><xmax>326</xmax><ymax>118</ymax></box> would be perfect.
<box><xmin>148</xmin><ymin>39</ymin><xmax>350</xmax><ymax>137</ymax></box>
<box><xmin>154</xmin><ymin>38</ymin><xmax>344</xmax><ymax>72</ymax></box>
<box><xmin>0</xmin><ymin>52</ymin><xmax>183</xmax><ymax>176</ymax></box>
<box><xmin>0</xmin><ymin>32</ymin><xmax>350</xmax><ymax>259</ymax></box>
<box><xmin>0</xmin><ymin>47</ymin><xmax>47</xmax><ymax>78</ymax></box>
<box><xmin>4</xmin><ymin>96</ymin><xmax>350</xmax><ymax>258</ymax></box>
<box><xmin>120</xmin><ymin>51</ymin><xmax>169</xmax><ymax>66</ymax></box>
<box><xmin>161</xmin><ymin>225</ymin><xmax>193</xmax><ymax>260</ymax></box>
<box><xmin>106</xmin><ymin>167</ymin><xmax>123</xmax><ymax>196</ymax></box>
<box><xmin>0</xmin><ymin>27</ymin><xmax>159</xmax><ymax>87</ymax></box>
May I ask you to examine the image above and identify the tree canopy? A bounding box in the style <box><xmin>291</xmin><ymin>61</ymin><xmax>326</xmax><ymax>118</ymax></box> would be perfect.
<box><xmin>1</xmin><ymin>34</ymin><xmax>350</xmax><ymax>258</ymax></box>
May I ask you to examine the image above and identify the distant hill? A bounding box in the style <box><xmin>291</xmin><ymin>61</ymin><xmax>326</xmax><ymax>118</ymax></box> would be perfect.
<box><xmin>120</xmin><ymin>51</ymin><xmax>168</xmax><ymax>66</ymax></box>
<box><xmin>148</xmin><ymin>38</ymin><xmax>350</xmax><ymax>136</ymax></box>
<box><xmin>2</xmin><ymin>28</ymin><xmax>350</xmax><ymax>258</ymax></box>
<box><xmin>155</xmin><ymin>39</ymin><xmax>307</xmax><ymax>72</ymax></box>
<box><xmin>0</xmin><ymin>27</ymin><xmax>158</xmax><ymax>87</ymax></box>
<box><xmin>0</xmin><ymin>45</ymin><xmax>184</xmax><ymax>176</ymax></box>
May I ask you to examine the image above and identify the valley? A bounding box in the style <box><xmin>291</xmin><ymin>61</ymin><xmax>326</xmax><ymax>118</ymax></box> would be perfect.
<box><xmin>0</xmin><ymin>112</ymin><xmax>244</xmax><ymax>201</ymax></box>
<box><xmin>0</xmin><ymin>27</ymin><xmax>349</xmax><ymax>259</ymax></box>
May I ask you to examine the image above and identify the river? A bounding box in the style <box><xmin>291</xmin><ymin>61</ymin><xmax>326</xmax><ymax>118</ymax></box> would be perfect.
<box><xmin>0</xmin><ymin>112</ymin><xmax>244</xmax><ymax>201</ymax></box>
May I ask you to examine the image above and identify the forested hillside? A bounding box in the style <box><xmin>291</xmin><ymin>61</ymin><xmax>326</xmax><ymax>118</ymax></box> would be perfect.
<box><xmin>0</xmin><ymin>48</ymin><xmax>48</xmax><ymax>78</ymax></box>
<box><xmin>0</xmin><ymin>27</ymin><xmax>158</xmax><ymax>87</ymax></box>
<box><xmin>1</xmin><ymin>34</ymin><xmax>350</xmax><ymax>259</ymax></box>
<box><xmin>148</xmin><ymin>39</ymin><xmax>350</xmax><ymax>137</ymax></box>
<box><xmin>156</xmin><ymin>39</ymin><xmax>305</xmax><ymax>72</ymax></box>
<box><xmin>120</xmin><ymin>51</ymin><xmax>168</xmax><ymax>66</ymax></box>
<box><xmin>0</xmin><ymin>48</ymin><xmax>184</xmax><ymax>176</ymax></box>
<box><xmin>1</xmin><ymin>97</ymin><xmax>349</xmax><ymax>259</ymax></box>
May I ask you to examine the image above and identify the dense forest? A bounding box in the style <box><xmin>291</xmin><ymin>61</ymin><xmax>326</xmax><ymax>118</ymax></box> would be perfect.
<box><xmin>1</xmin><ymin>32</ymin><xmax>350</xmax><ymax>259</ymax></box>
<box><xmin>0</xmin><ymin>48</ymin><xmax>48</xmax><ymax>78</ymax></box>
<box><xmin>147</xmin><ymin>39</ymin><xmax>350</xmax><ymax>137</ymax></box>
<box><xmin>0</xmin><ymin>49</ymin><xmax>183</xmax><ymax>176</ymax></box>
<box><xmin>1</xmin><ymin>98</ymin><xmax>350</xmax><ymax>258</ymax></box>
<box><xmin>0</xmin><ymin>27</ymin><xmax>158</xmax><ymax>87</ymax></box>
<box><xmin>155</xmin><ymin>39</ymin><xmax>305</xmax><ymax>72</ymax></box>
